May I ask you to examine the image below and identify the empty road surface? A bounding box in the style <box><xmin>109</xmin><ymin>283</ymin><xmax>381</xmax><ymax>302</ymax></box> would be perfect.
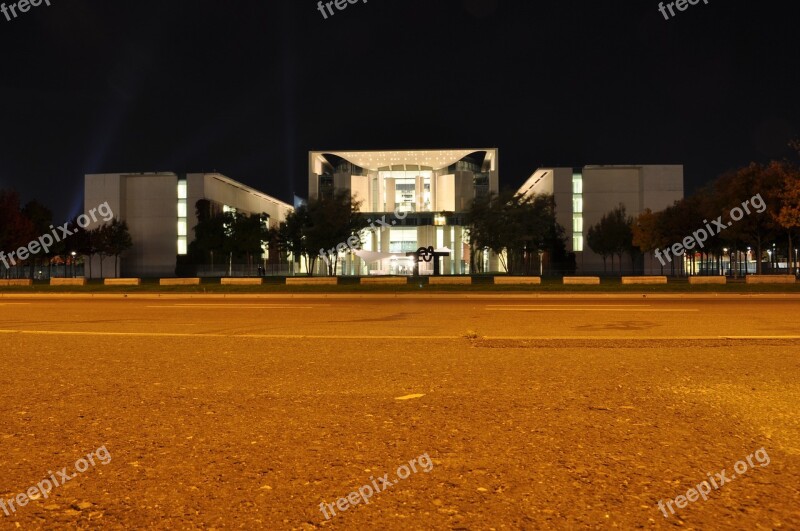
<box><xmin>0</xmin><ymin>295</ymin><xmax>798</xmax><ymax>529</ymax></box>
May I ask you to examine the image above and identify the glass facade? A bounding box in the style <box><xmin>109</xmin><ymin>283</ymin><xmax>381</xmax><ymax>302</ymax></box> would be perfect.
<box><xmin>389</xmin><ymin>228</ymin><xmax>419</xmax><ymax>253</ymax></box>
<box><xmin>376</xmin><ymin>169</ymin><xmax>433</xmax><ymax>213</ymax></box>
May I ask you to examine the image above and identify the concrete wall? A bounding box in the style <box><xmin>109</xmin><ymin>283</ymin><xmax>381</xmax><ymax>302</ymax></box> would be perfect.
<box><xmin>579</xmin><ymin>165</ymin><xmax>683</xmax><ymax>275</ymax></box>
<box><xmin>85</xmin><ymin>172</ymin><xmax>292</xmax><ymax>278</ymax></box>
<box><xmin>190</xmin><ymin>173</ymin><xmax>292</xmax><ymax>226</ymax></box>
<box><xmin>84</xmin><ymin>172</ymin><xmax>177</xmax><ymax>278</ymax></box>
<box><xmin>436</xmin><ymin>174</ymin><xmax>455</xmax><ymax>211</ymax></box>
<box><xmin>453</xmin><ymin>171</ymin><xmax>475</xmax><ymax>212</ymax></box>
<box><xmin>552</xmin><ymin>168</ymin><xmax>574</xmax><ymax>251</ymax></box>
<box><xmin>123</xmin><ymin>174</ymin><xmax>179</xmax><ymax>277</ymax></box>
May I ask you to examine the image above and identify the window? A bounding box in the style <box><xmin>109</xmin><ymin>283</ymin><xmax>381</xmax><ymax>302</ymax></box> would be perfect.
<box><xmin>572</xmin><ymin>173</ymin><xmax>583</xmax><ymax>194</ymax></box>
<box><xmin>573</xmin><ymin>234</ymin><xmax>584</xmax><ymax>252</ymax></box>
<box><xmin>177</xmin><ymin>179</ymin><xmax>188</xmax><ymax>255</ymax></box>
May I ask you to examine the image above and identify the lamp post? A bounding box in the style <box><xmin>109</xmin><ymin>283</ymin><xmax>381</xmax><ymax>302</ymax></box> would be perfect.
<box><xmin>723</xmin><ymin>248</ymin><xmax>728</xmax><ymax>276</ymax></box>
<box><xmin>70</xmin><ymin>251</ymin><xmax>77</xmax><ymax>278</ymax></box>
<box><xmin>747</xmin><ymin>247</ymin><xmax>751</xmax><ymax>276</ymax></box>
<box><xmin>771</xmin><ymin>243</ymin><xmax>776</xmax><ymax>273</ymax></box>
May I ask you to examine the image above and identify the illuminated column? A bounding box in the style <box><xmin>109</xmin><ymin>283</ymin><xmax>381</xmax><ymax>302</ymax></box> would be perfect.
<box><xmin>454</xmin><ymin>226</ymin><xmax>463</xmax><ymax>274</ymax></box>
<box><xmin>385</xmin><ymin>178</ymin><xmax>396</xmax><ymax>213</ymax></box>
<box><xmin>415</xmin><ymin>175</ymin><xmax>423</xmax><ymax>212</ymax></box>
<box><xmin>489</xmin><ymin>251</ymin><xmax>501</xmax><ymax>273</ymax></box>
<box><xmin>416</xmin><ymin>226</ymin><xmax>428</xmax><ymax>275</ymax></box>
<box><xmin>380</xmin><ymin>226</ymin><xmax>390</xmax><ymax>253</ymax></box>
<box><xmin>443</xmin><ymin>225</ymin><xmax>452</xmax><ymax>274</ymax></box>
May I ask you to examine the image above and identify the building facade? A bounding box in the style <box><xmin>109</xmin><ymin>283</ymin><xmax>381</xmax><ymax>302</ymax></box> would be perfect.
<box><xmin>84</xmin><ymin>172</ymin><xmax>293</xmax><ymax>277</ymax></box>
<box><xmin>517</xmin><ymin>165</ymin><xmax>684</xmax><ymax>274</ymax></box>
<box><xmin>308</xmin><ymin>149</ymin><xmax>500</xmax><ymax>275</ymax></box>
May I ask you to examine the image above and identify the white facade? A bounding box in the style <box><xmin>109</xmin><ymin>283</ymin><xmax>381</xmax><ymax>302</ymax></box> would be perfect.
<box><xmin>84</xmin><ymin>172</ymin><xmax>293</xmax><ymax>277</ymax></box>
<box><xmin>308</xmin><ymin>149</ymin><xmax>501</xmax><ymax>275</ymax></box>
<box><xmin>518</xmin><ymin>165</ymin><xmax>684</xmax><ymax>275</ymax></box>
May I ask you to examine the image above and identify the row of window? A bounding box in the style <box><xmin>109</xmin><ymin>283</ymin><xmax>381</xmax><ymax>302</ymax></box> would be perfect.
<box><xmin>178</xmin><ymin>180</ymin><xmax>188</xmax><ymax>255</ymax></box>
<box><xmin>573</xmin><ymin>173</ymin><xmax>584</xmax><ymax>252</ymax></box>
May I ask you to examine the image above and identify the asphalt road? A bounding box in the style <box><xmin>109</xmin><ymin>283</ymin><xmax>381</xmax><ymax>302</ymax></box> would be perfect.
<box><xmin>0</xmin><ymin>295</ymin><xmax>798</xmax><ymax>530</ymax></box>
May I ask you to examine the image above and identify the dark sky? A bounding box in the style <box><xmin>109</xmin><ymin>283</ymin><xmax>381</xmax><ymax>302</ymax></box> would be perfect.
<box><xmin>1</xmin><ymin>0</ymin><xmax>798</xmax><ymax>220</ymax></box>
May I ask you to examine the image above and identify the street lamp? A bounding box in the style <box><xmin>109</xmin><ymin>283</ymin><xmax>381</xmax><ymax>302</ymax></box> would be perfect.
<box><xmin>723</xmin><ymin>248</ymin><xmax>728</xmax><ymax>276</ymax></box>
<box><xmin>747</xmin><ymin>247</ymin><xmax>752</xmax><ymax>275</ymax></box>
<box><xmin>70</xmin><ymin>251</ymin><xmax>77</xmax><ymax>278</ymax></box>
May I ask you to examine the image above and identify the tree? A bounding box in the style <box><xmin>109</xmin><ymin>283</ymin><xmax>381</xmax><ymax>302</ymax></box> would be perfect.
<box><xmin>0</xmin><ymin>190</ymin><xmax>35</xmax><ymax>278</ymax></box>
<box><xmin>304</xmin><ymin>190</ymin><xmax>363</xmax><ymax>276</ymax></box>
<box><xmin>270</xmin><ymin>205</ymin><xmax>310</xmax><ymax>275</ymax></box>
<box><xmin>189</xmin><ymin>199</ymin><xmax>233</xmax><ymax>269</ymax></box>
<box><xmin>586</xmin><ymin>220</ymin><xmax>611</xmax><ymax>273</ymax></box>
<box><xmin>21</xmin><ymin>200</ymin><xmax>53</xmax><ymax>279</ymax></box>
<box><xmin>466</xmin><ymin>190</ymin><xmax>566</xmax><ymax>275</ymax></box>
<box><xmin>633</xmin><ymin>208</ymin><xmax>665</xmax><ymax>273</ymax></box>
<box><xmin>465</xmin><ymin>191</ymin><xmax>508</xmax><ymax>272</ymax></box>
<box><xmin>93</xmin><ymin>224</ymin><xmax>111</xmax><ymax>278</ymax></box>
<box><xmin>104</xmin><ymin>219</ymin><xmax>133</xmax><ymax>277</ymax></box>
<box><xmin>229</xmin><ymin>213</ymin><xmax>268</xmax><ymax>273</ymax></box>
<box><xmin>586</xmin><ymin>205</ymin><xmax>635</xmax><ymax>274</ymax></box>
<box><xmin>775</xmin><ymin>164</ymin><xmax>800</xmax><ymax>275</ymax></box>
<box><xmin>715</xmin><ymin>163</ymin><xmax>783</xmax><ymax>274</ymax></box>
<box><xmin>71</xmin><ymin>224</ymin><xmax>96</xmax><ymax>278</ymax></box>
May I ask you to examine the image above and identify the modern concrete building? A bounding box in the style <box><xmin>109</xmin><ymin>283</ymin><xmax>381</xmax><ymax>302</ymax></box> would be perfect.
<box><xmin>83</xmin><ymin>172</ymin><xmax>293</xmax><ymax>277</ymax></box>
<box><xmin>517</xmin><ymin>165</ymin><xmax>683</xmax><ymax>274</ymax></box>
<box><xmin>308</xmin><ymin>149</ymin><xmax>500</xmax><ymax>275</ymax></box>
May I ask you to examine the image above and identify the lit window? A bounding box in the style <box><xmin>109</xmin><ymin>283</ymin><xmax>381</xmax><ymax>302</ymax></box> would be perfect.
<box><xmin>178</xmin><ymin>237</ymin><xmax>187</xmax><ymax>255</ymax></box>
<box><xmin>573</xmin><ymin>197</ymin><xmax>583</xmax><ymax>213</ymax></box>
<box><xmin>572</xmin><ymin>173</ymin><xmax>583</xmax><ymax>194</ymax></box>
<box><xmin>177</xmin><ymin>220</ymin><xmax>187</xmax><ymax>237</ymax></box>
<box><xmin>177</xmin><ymin>180</ymin><xmax>187</xmax><ymax>200</ymax></box>
<box><xmin>178</xmin><ymin>200</ymin><xmax>187</xmax><ymax>218</ymax></box>
<box><xmin>573</xmin><ymin>234</ymin><xmax>584</xmax><ymax>252</ymax></box>
<box><xmin>573</xmin><ymin>215</ymin><xmax>583</xmax><ymax>233</ymax></box>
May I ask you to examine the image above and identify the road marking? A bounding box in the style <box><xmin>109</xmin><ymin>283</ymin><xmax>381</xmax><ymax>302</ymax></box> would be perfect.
<box><xmin>0</xmin><ymin>330</ymin><xmax>460</xmax><ymax>340</ymax></box>
<box><xmin>722</xmin><ymin>335</ymin><xmax>800</xmax><ymax>339</ymax></box>
<box><xmin>480</xmin><ymin>335</ymin><xmax>800</xmax><ymax>340</ymax></box>
<box><xmin>146</xmin><ymin>304</ymin><xmax>316</xmax><ymax>309</ymax></box>
<box><xmin>486</xmin><ymin>308</ymin><xmax>698</xmax><ymax>312</ymax></box>
<box><xmin>0</xmin><ymin>330</ymin><xmax>797</xmax><ymax>341</ymax></box>
<box><xmin>486</xmin><ymin>304</ymin><xmax>652</xmax><ymax>308</ymax></box>
<box><xmin>0</xmin><ymin>303</ymin><xmax>31</xmax><ymax>305</ymax></box>
<box><xmin>395</xmin><ymin>394</ymin><xmax>425</xmax><ymax>401</ymax></box>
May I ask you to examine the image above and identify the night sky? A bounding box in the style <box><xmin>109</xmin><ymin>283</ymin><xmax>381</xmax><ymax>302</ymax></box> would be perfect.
<box><xmin>1</xmin><ymin>0</ymin><xmax>798</xmax><ymax>220</ymax></box>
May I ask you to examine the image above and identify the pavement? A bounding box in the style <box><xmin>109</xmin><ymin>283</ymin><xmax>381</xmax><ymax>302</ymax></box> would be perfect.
<box><xmin>0</xmin><ymin>296</ymin><xmax>798</xmax><ymax>529</ymax></box>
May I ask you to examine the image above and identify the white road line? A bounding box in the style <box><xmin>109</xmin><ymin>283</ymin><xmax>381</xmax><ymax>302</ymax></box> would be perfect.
<box><xmin>146</xmin><ymin>304</ymin><xmax>316</xmax><ymax>309</ymax></box>
<box><xmin>486</xmin><ymin>304</ymin><xmax>652</xmax><ymax>308</ymax></box>
<box><xmin>0</xmin><ymin>330</ymin><xmax>797</xmax><ymax>340</ymax></box>
<box><xmin>0</xmin><ymin>330</ymin><xmax>460</xmax><ymax>340</ymax></box>
<box><xmin>486</xmin><ymin>308</ymin><xmax>698</xmax><ymax>312</ymax></box>
<box><xmin>480</xmin><ymin>335</ymin><xmax>800</xmax><ymax>340</ymax></box>
<box><xmin>721</xmin><ymin>335</ymin><xmax>800</xmax><ymax>339</ymax></box>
